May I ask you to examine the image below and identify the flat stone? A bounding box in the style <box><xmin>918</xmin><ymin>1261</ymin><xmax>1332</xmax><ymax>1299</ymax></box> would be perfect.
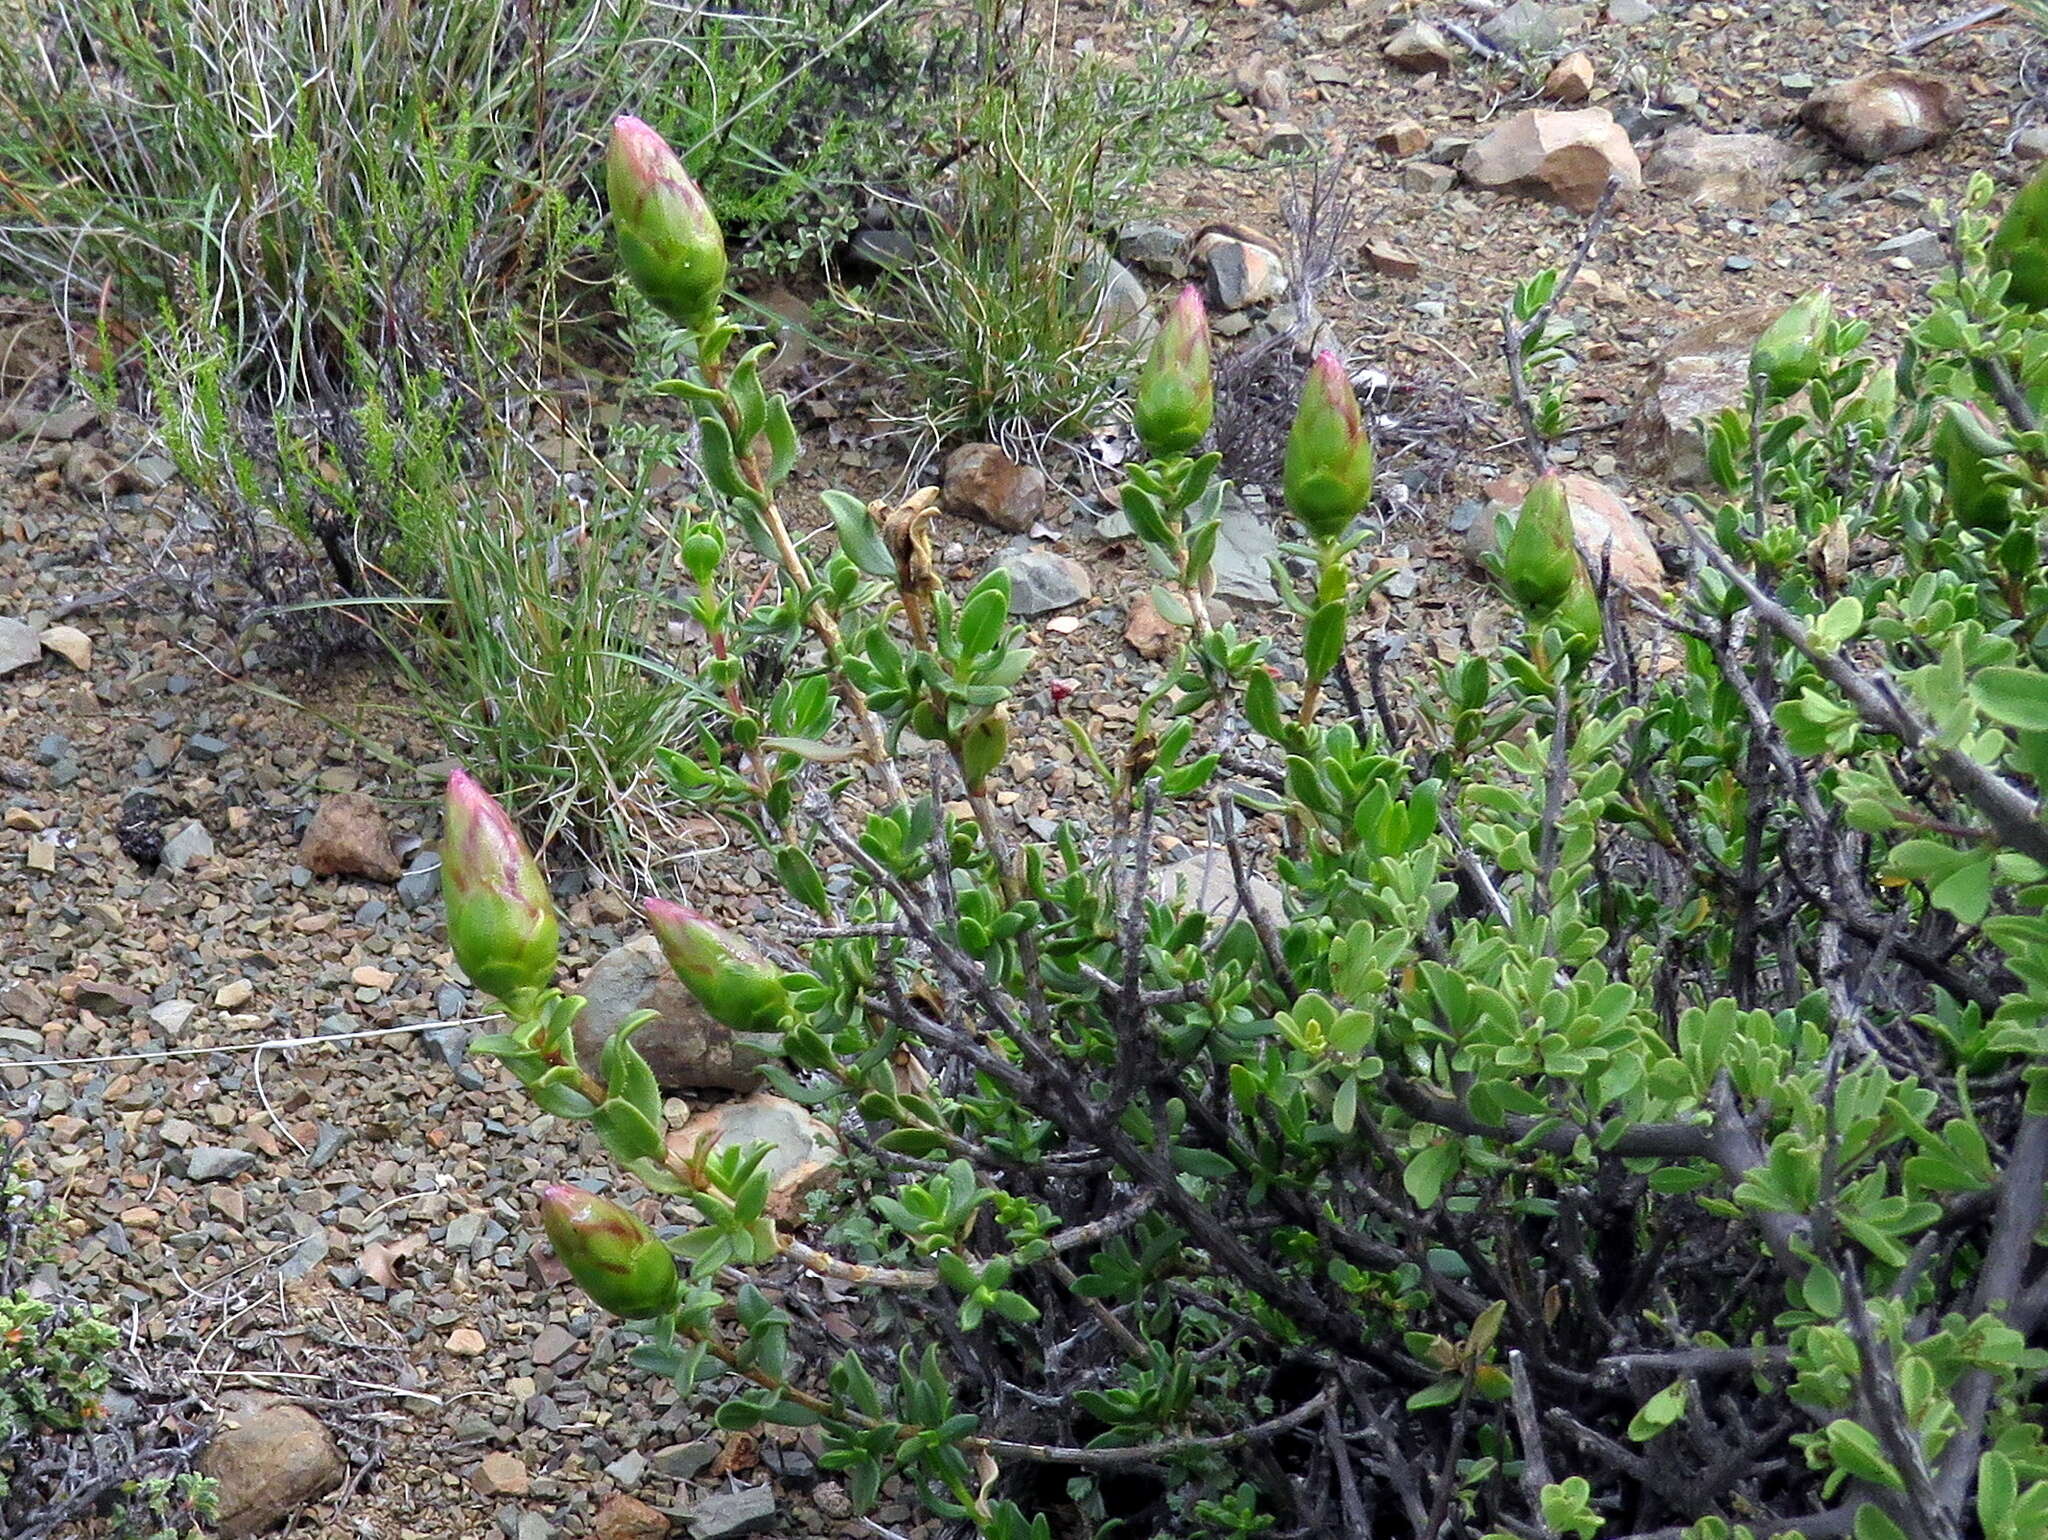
<box><xmin>1374</xmin><ymin>119</ymin><xmax>1430</xmax><ymax>157</ymax></box>
<box><xmin>943</xmin><ymin>444</ymin><xmax>1045</xmax><ymax>534</ymax></box>
<box><xmin>1211</xmin><ymin>493</ymin><xmax>1280</xmax><ymax>606</ymax></box>
<box><xmin>201</xmin><ymin>1392</ymin><xmax>345</xmax><ymax>1540</ymax></box>
<box><xmin>1462</xmin><ymin>108</ymin><xmax>1643</xmax><ymax>214</ymax></box>
<box><xmin>995</xmin><ymin>550</ymin><xmax>1094</xmax><ymax>616</ymax></box>
<box><xmin>573</xmin><ymin>934</ymin><xmax>778</xmax><ymax>1093</ymax></box>
<box><xmin>3</xmin><ymin>401</ymin><xmax>97</xmax><ymax>442</ymax></box>
<box><xmin>1644</xmin><ymin>129</ymin><xmax>1791</xmax><ymax>211</ymax></box>
<box><xmin>1542</xmin><ymin>52</ymin><xmax>1597</xmax><ymax>105</ymax></box>
<box><xmin>300</xmin><ymin>792</ymin><xmax>402</xmax><ymax>882</ymax></box>
<box><xmin>1116</xmin><ymin>220</ymin><xmax>1190</xmax><ymax>278</ymax></box>
<box><xmin>447</xmin><ymin>1327</ymin><xmax>488</xmax><ymax>1357</ymax></box>
<box><xmin>652</xmin><ymin>1442</ymin><xmax>718</xmax><ymax>1480</ymax></box>
<box><xmin>1072</xmin><ymin>249</ymin><xmax>1155</xmax><ymax>343</ymax></box>
<box><xmin>1484</xmin><ymin>0</ymin><xmax>1563</xmax><ymax>52</ymax></box>
<box><xmin>187</xmin><ymin>1146</ymin><xmax>256</xmax><ymax>1183</ymax></box>
<box><xmin>530</xmin><ymin>1323</ymin><xmax>578</xmax><ymax>1366</ymax></box>
<box><xmin>0</xmin><ymin>982</ymin><xmax>51</xmax><ymax>1028</ymax></box>
<box><xmin>683</xmin><ymin>1485</ymin><xmax>775</xmax><ymax>1540</ymax></box>
<box><xmin>1383</xmin><ymin>21</ymin><xmax>1454</xmax><ymax>74</ymax></box>
<box><xmin>0</xmin><ymin>619</ymin><xmax>39</xmax><ymax>677</ymax></box>
<box><xmin>76</xmin><ymin>981</ymin><xmax>149</xmax><ymax>1017</ymax></box>
<box><xmin>595</xmin><ymin>1495</ymin><xmax>670</xmax><ymax>1540</ymax></box>
<box><xmin>161</xmin><ymin>821</ymin><xmax>215</xmax><ymax>874</ymax></box>
<box><xmin>1402</xmin><ymin>161</ymin><xmax>1459</xmax><ymax>197</ymax></box>
<box><xmin>1622</xmin><ymin>308</ymin><xmax>1779</xmax><ymax>485</ymax></box>
<box><xmin>473</xmin><ymin>1452</ymin><xmax>530</xmax><ymax>1498</ymax></box>
<box><xmin>1362</xmin><ymin>238</ymin><xmax>1422</xmax><ymax>279</ymax></box>
<box><xmin>38</xmin><ymin>625</ymin><xmax>91</xmax><ymax>670</ymax></box>
<box><xmin>215</xmin><ymin>978</ymin><xmax>254</xmax><ymax>1009</ymax></box>
<box><xmin>1152</xmin><ymin>851</ymin><xmax>1285</xmax><ymax>933</ymax></box>
<box><xmin>150</xmin><ymin>999</ymin><xmax>198</xmax><ymax>1032</ymax></box>
<box><xmin>1875</xmin><ymin>227</ymin><xmax>1945</xmax><ymax>268</ymax></box>
<box><xmin>670</xmin><ymin>1095</ymin><xmax>840</xmax><ymax>1222</ymax></box>
<box><xmin>1800</xmin><ymin>70</ymin><xmax>1963</xmax><ymax>165</ymax></box>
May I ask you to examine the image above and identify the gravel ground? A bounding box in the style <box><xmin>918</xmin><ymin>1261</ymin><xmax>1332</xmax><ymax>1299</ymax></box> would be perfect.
<box><xmin>0</xmin><ymin>1</ymin><xmax>2037</xmax><ymax>1535</ymax></box>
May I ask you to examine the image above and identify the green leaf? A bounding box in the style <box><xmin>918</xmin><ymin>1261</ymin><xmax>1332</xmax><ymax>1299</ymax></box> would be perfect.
<box><xmin>1404</xmin><ymin>1143</ymin><xmax>1458</xmax><ymax>1209</ymax></box>
<box><xmin>1853</xmin><ymin>1504</ymin><xmax>1909</xmax><ymax>1540</ymax></box>
<box><xmin>1627</xmin><ymin>1380</ymin><xmax>1687</xmax><ymax>1442</ymax></box>
<box><xmin>823</xmin><ymin>489</ymin><xmax>896</xmax><ymax>579</ymax></box>
<box><xmin>1972</xmin><ymin>666</ymin><xmax>2048</xmax><ymax>731</ymax></box>
<box><xmin>1826</xmin><ymin>1420</ymin><xmax>1905</xmax><ymax>1491</ymax></box>
<box><xmin>1304</xmin><ymin>600</ymin><xmax>1348</xmax><ymax>685</ymax></box>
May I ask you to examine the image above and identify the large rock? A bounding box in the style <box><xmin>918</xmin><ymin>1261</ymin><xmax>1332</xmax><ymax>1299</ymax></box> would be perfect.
<box><xmin>1483</xmin><ymin>0</ymin><xmax>1563</xmax><ymax>53</ymax></box>
<box><xmin>943</xmin><ymin>443</ymin><xmax>1045</xmax><ymax>533</ymax></box>
<box><xmin>669</xmin><ymin>1096</ymin><xmax>838</xmax><ymax>1222</ymax></box>
<box><xmin>1644</xmin><ymin>129</ymin><xmax>1790</xmax><ymax>210</ymax></box>
<box><xmin>573</xmin><ymin>934</ymin><xmax>777</xmax><ymax>1093</ymax></box>
<box><xmin>995</xmin><ymin>549</ymin><xmax>1094</xmax><ymax>616</ymax></box>
<box><xmin>1461</xmin><ymin>109</ymin><xmax>1642</xmax><ymax>214</ymax></box>
<box><xmin>299</xmin><ymin>792</ymin><xmax>402</xmax><ymax>882</ymax></box>
<box><xmin>1473</xmin><ymin>476</ymin><xmax>1666</xmax><ymax>597</ymax></box>
<box><xmin>1152</xmin><ymin>851</ymin><xmax>1285</xmax><ymax>933</ymax></box>
<box><xmin>1799</xmin><ymin>70</ymin><xmax>1962</xmax><ymax>164</ymax></box>
<box><xmin>1196</xmin><ymin>230</ymin><xmax>1288</xmax><ymax>310</ymax></box>
<box><xmin>1383</xmin><ymin>21</ymin><xmax>1454</xmax><ymax>74</ymax></box>
<box><xmin>0</xmin><ymin>618</ymin><xmax>39</xmax><ymax>676</ymax></box>
<box><xmin>201</xmin><ymin>1393</ymin><xmax>345</xmax><ymax>1538</ymax></box>
<box><xmin>1623</xmin><ymin>309</ymin><xmax>1778</xmax><ymax>486</ymax></box>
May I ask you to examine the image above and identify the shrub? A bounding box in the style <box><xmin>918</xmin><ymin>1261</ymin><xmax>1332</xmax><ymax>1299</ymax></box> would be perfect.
<box><xmin>0</xmin><ymin>1144</ymin><xmax>213</xmax><ymax>1540</ymax></box>
<box><xmin>828</xmin><ymin>9</ymin><xmax>1211</xmax><ymax>454</ymax></box>
<box><xmin>444</xmin><ymin>133</ymin><xmax>2048</xmax><ymax>1538</ymax></box>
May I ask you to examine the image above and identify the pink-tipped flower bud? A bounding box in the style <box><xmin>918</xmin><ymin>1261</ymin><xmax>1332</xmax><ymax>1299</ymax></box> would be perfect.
<box><xmin>538</xmin><ymin>1185</ymin><xmax>681</xmax><ymax>1319</ymax></box>
<box><xmin>441</xmin><ymin>769</ymin><xmax>558</xmax><ymax>1001</ymax></box>
<box><xmin>1133</xmin><ymin>285</ymin><xmax>1214</xmax><ymax>457</ymax></box>
<box><xmin>606</xmin><ymin>115</ymin><xmax>728</xmax><ymax>331</ymax></box>
<box><xmin>1283</xmin><ymin>351</ymin><xmax>1375</xmax><ymax>542</ymax></box>
<box><xmin>1501</xmin><ymin>472</ymin><xmax>1580</xmax><ymax>615</ymax></box>
<box><xmin>645</xmin><ymin>899</ymin><xmax>791</xmax><ymax>1036</ymax></box>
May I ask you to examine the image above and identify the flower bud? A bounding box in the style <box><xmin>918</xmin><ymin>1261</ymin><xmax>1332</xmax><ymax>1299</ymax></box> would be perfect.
<box><xmin>1283</xmin><ymin>352</ymin><xmax>1375</xmax><ymax>542</ymax></box>
<box><xmin>1133</xmin><ymin>286</ymin><xmax>1214</xmax><ymax>457</ymax></box>
<box><xmin>442</xmin><ymin>770</ymin><xmax>558</xmax><ymax>1001</ymax></box>
<box><xmin>1937</xmin><ymin>401</ymin><xmax>2016</xmax><ymax>534</ymax></box>
<box><xmin>958</xmin><ymin>706</ymin><xmax>1010</xmax><ymax>793</ymax></box>
<box><xmin>607</xmin><ymin>115</ymin><xmax>727</xmax><ymax>330</ymax></box>
<box><xmin>1993</xmin><ymin>162</ymin><xmax>2048</xmax><ymax>312</ymax></box>
<box><xmin>1749</xmin><ymin>291</ymin><xmax>1832</xmax><ymax>401</ymax></box>
<box><xmin>539</xmin><ymin>1185</ymin><xmax>681</xmax><ymax>1319</ymax></box>
<box><xmin>681</xmin><ymin>521</ymin><xmax>725</xmax><ymax>587</ymax></box>
<box><xmin>1501</xmin><ymin>473</ymin><xmax>1580</xmax><ymax>615</ymax></box>
<box><xmin>1549</xmin><ymin>568</ymin><xmax>1605</xmax><ymax>661</ymax></box>
<box><xmin>645</xmin><ymin>899</ymin><xmax>791</xmax><ymax>1036</ymax></box>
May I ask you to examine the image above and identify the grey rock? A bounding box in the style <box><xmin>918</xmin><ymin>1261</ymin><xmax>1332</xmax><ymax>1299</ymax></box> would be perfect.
<box><xmin>846</xmin><ymin>229</ymin><xmax>918</xmax><ymax>270</ymax></box>
<box><xmin>421</xmin><ymin>1024</ymin><xmax>472</xmax><ymax>1071</ymax></box>
<box><xmin>188</xmin><ymin>1146</ymin><xmax>256</xmax><ymax>1183</ymax></box>
<box><xmin>1483</xmin><ymin>0</ymin><xmax>1562</xmax><ymax>52</ymax></box>
<box><xmin>281</xmin><ymin>1235</ymin><xmax>330</xmax><ymax>1281</ymax></box>
<box><xmin>1383</xmin><ymin>21</ymin><xmax>1454</xmax><ymax>73</ymax></box>
<box><xmin>653</xmin><ymin>1441</ymin><xmax>718</xmax><ymax>1480</ymax></box>
<box><xmin>33</xmin><ymin>733</ymin><xmax>70</xmax><ymax>767</ymax></box>
<box><xmin>684</xmin><ymin>1485</ymin><xmax>776</xmax><ymax>1539</ymax></box>
<box><xmin>161</xmin><ymin>821</ymin><xmax>216</xmax><ymax>874</ymax></box>
<box><xmin>1876</xmin><ymin>227</ymin><xmax>1945</xmax><ymax>268</ymax></box>
<box><xmin>1152</xmin><ymin>851</ymin><xmax>1285</xmax><ymax>933</ymax></box>
<box><xmin>1402</xmin><ymin>161</ymin><xmax>1459</xmax><ymax>197</ymax></box>
<box><xmin>572</xmin><ymin>934</ymin><xmax>778</xmax><ymax>1093</ymax></box>
<box><xmin>995</xmin><ymin>549</ymin><xmax>1094</xmax><ymax>616</ymax></box>
<box><xmin>1072</xmin><ymin>248</ymin><xmax>1155</xmax><ymax>343</ymax></box>
<box><xmin>2016</xmin><ymin>126</ymin><xmax>2048</xmax><ymax>162</ymax></box>
<box><xmin>1623</xmin><ymin>308</ymin><xmax>1779</xmax><ymax>485</ymax></box>
<box><xmin>516</xmin><ymin>1516</ymin><xmax>552</xmax><ymax>1540</ymax></box>
<box><xmin>1644</xmin><ymin>128</ymin><xmax>1790</xmax><ymax>210</ymax></box>
<box><xmin>1116</xmin><ymin>220</ymin><xmax>1189</xmax><ymax>278</ymax></box>
<box><xmin>0</xmin><ymin>619</ymin><xmax>39</xmax><ymax>677</ymax></box>
<box><xmin>397</xmin><ymin>850</ymin><xmax>441</xmax><ymax>906</ymax></box>
<box><xmin>186</xmin><ymin>734</ymin><xmax>230</xmax><ymax>761</ymax></box>
<box><xmin>1199</xmin><ymin>234</ymin><xmax>1287</xmax><ymax>310</ymax></box>
<box><xmin>3</xmin><ymin>401</ymin><xmax>96</xmax><ymax>442</ymax></box>
<box><xmin>604</xmin><ymin>1450</ymin><xmax>648</xmax><ymax>1487</ymax></box>
<box><xmin>149</xmin><ymin>999</ymin><xmax>197</xmax><ymax>1033</ymax></box>
<box><xmin>1606</xmin><ymin>0</ymin><xmax>1655</xmax><ymax>20</ymax></box>
<box><xmin>1211</xmin><ymin>493</ymin><xmax>1280</xmax><ymax>605</ymax></box>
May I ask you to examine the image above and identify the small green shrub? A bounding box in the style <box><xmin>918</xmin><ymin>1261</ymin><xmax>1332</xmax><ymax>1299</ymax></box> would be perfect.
<box><xmin>829</xmin><ymin>6</ymin><xmax>1210</xmax><ymax>453</ymax></box>
<box><xmin>444</xmin><ymin>133</ymin><xmax>2048</xmax><ymax>1540</ymax></box>
<box><xmin>0</xmin><ymin>1151</ymin><xmax>213</xmax><ymax>1540</ymax></box>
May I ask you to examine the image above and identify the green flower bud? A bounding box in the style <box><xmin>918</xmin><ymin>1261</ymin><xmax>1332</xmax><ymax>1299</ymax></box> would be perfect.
<box><xmin>1992</xmin><ymin>162</ymin><xmax>2048</xmax><ymax>312</ymax></box>
<box><xmin>1749</xmin><ymin>291</ymin><xmax>1833</xmax><ymax>401</ymax></box>
<box><xmin>539</xmin><ymin>1185</ymin><xmax>681</xmax><ymax>1319</ymax></box>
<box><xmin>958</xmin><ymin>705</ymin><xmax>1010</xmax><ymax>794</ymax></box>
<box><xmin>682</xmin><ymin>521</ymin><xmax>725</xmax><ymax>587</ymax></box>
<box><xmin>1549</xmin><ymin>568</ymin><xmax>1604</xmax><ymax>661</ymax></box>
<box><xmin>442</xmin><ymin>769</ymin><xmax>558</xmax><ymax>1001</ymax></box>
<box><xmin>1500</xmin><ymin>473</ymin><xmax>1580</xmax><ymax>615</ymax></box>
<box><xmin>607</xmin><ymin>115</ymin><xmax>727</xmax><ymax>331</ymax></box>
<box><xmin>1283</xmin><ymin>351</ymin><xmax>1375</xmax><ymax>543</ymax></box>
<box><xmin>1937</xmin><ymin>401</ymin><xmax>2017</xmax><ymax>534</ymax></box>
<box><xmin>1133</xmin><ymin>285</ymin><xmax>1213</xmax><ymax>457</ymax></box>
<box><xmin>645</xmin><ymin>899</ymin><xmax>791</xmax><ymax>1036</ymax></box>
